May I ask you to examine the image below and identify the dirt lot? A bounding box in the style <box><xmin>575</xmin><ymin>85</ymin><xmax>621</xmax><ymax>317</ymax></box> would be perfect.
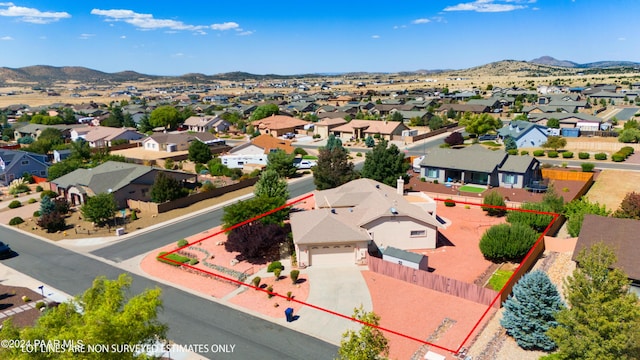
<box><xmin>584</xmin><ymin>169</ymin><xmax>640</xmax><ymax>212</ymax></box>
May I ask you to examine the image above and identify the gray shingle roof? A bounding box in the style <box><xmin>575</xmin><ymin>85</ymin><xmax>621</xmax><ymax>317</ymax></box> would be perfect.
<box><xmin>497</xmin><ymin>120</ymin><xmax>548</xmax><ymax>140</ymax></box>
<box><xmin>498</xmin><ymin>155</ymin><xmax>538</xmax><ymax>173</ymax></box>
<box><xmin>52</xmin><ymin>161</ymin><xmax>156</xmax><ymax>195</ymax></box>
<box><xmin>420</xmin><ymin>145</ymin><xmax>507</xmax><ymax>173</ymax></box>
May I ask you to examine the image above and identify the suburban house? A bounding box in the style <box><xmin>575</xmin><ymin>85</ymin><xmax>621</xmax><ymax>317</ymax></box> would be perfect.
<box><xmin>527</xmin><ymin>113</ymin><xmax>604</xmax><ymax>131</ymax></box>
<box><xmin>0</xmin><ymin>149</ymin><xmax>50</xmax><ymax>185</ymax></box>
<box><xmin>183</xmin><ymin>115</ymin><xmax>230</xmax><ymax>133</ymax></box>
<box><xmin>313</xmin><ymin>118</ymin><xmax>348</xmax><ymax>139</ymax></box>
<box><xmin>437</xmin><ymin>103</ymin><xmax>490</xmax><ymax>116</ymax></box>
<box><xmin>419</xmin><ymin>145</ymin><xmax>541</xmax><ymax>189</ymax></box>
<box><xmin>252</xmin><ymin>115</ymin><xmax>310</xmax><ymax>138</ymax></box>
<box><xmin>142</xmin><ymin>132</ymin><xmax>221</xmax><ymax>152</ymax></box>
<box><xmin>50</xmin><ymin>161</ymin><xmax>196</xmax><ymax>208</ymax></box>
<box><xmin>291</xmin><ymin>178</ymin><xmax>441</xmax><ymax>267</ymax></box>
<box><xmin>13</xmin><ymin>123</ymin><xmax>83</xmax><ymax>141</ymax></box>
<box><xmin>70</xmin><ymin>126</ymin><xmax>144</xmax><ymax>148</ymax></box>
<box><xmin>497</xmin><ymin>120</ymin><xmax>549</xmax><ymax>149</ymax></box>
<box><xmin>575</xmin><ymin>215</ymin><xmax>640</xmax><ymax>295</ymax></box>
<box><xmin>330</xmin><ymin>120</ymin><xmax>409</xmax><ymax>141</ymax></box>
<box><xmin>228</xmin><ymin>134</ymin><xmax>294</xmax><ymax>156</ymax></box>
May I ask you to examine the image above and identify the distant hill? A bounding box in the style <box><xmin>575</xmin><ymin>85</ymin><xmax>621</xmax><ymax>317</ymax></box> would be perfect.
<box><xmin>0</xmin><ymin>65</ymin><xmax>157</xmax><ymax>85</ymax></box>
<box><xmin>530</xmin><ymin>56</ymin><xmax>640</xmax><ymax>69</ymax></box>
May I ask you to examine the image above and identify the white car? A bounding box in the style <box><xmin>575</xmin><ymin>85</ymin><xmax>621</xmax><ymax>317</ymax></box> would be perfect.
<box><xmin>294</xmin><ymin>159</ymin><xmax>317</xmax><ymax>170</ymax></box>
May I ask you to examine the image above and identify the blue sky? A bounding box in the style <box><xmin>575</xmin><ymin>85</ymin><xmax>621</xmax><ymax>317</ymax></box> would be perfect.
<box><xmin>1</xmin><ymin>1</ymin><xmax>638</xmax><ymax>75</ymax></box>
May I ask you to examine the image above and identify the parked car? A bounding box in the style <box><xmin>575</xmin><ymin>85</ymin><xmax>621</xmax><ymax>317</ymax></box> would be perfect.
<box><xmin>283</xmin><ymin>132</ymin><xmax>296</xmax><ymax>139</ymax></box>
<box><xmin>478</xmin><ymin>134</ymin><xmax>497</xmax><ymax>141</ymax></box>
<box><xmin>293</xmin><ymin>159</ymin><xmax>317</xmax><ymax>170</ymax></box>
<box><xmin>0</xmin><ymin>241</ymin><xmax>11</xmax><ymax>258</ymax></box>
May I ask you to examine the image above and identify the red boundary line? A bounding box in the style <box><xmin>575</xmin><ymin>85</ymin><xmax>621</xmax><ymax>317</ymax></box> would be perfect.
<box><xmin>158</xmin><ymin>195</ymin><xmax>559</xmax><ymax>356</ymax></box>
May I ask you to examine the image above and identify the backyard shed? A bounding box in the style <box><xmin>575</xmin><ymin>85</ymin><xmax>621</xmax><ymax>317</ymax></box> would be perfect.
<box><xmin>382</xmin><ymin>246</ymin><xmax>429</xmax><ymax>271</ymax></box>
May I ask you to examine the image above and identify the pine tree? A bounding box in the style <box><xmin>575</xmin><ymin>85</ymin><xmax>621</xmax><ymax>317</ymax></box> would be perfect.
<box><xmin>500</xmin><ymin>270</ymin><xmax>564</xmax><ymax>351</ymax></box>
<box><xmin>546</xmin><ymin>243</ymin><xmax>640</xmax><ymax>359</ymax></box>
<box><xmin>313</xmin><ymin>145</ymin><xmax>357</xmax><ymax>190</ymax></box>
<box><xmin>360</xmin><ymin>139</ymin><xmax>409</xmax><ymax>187</ymax></box>
<box><xmin>40</xmin><ymin>195</ymin><xmax>56</xmax><ymax>216</ymax></box>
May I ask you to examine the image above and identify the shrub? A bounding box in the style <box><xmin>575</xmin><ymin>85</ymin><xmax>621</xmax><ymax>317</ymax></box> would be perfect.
<box><xmin>266</xmin><ymin>285</ymin><xmax>274</xmax><ymax>298</ymax></box>
<box><xmin>578</xmin><ymin>152</ymin><xmax>590</xmax><ymax>159</ymax></box>
<box><xmin>312</xmin><ymin>134</ymin><xmax>321</xmax><ymax>139</ymax></box>
<box><xmin>37</xmin><ymin>212</ymin><xmax>66</xmax><ymax>233</ymax></box>
<box><xmin>611</xmin><ymin>153</ymin><xmax>625</xmax><ymax>162</ymax></box>
<box><xmin>482</xmin><ymin>191</ymin><xmax>507</xmax><ymax>217</ymax></box>
<box><xmin>520</xmin><ymin>150</ymin><xmax>529</xmax><ymax>156</ymax></box>
<box><xmin>581</xmin><ymin>162</ymin><xmax>595</xmax><ymax>172</ymax></box>
<box><xmin>290</xmin><ymin>270</ymin><xmax>300</xmax><ymax>284</ymax></box>
<box><xmin>274</xmin><ymin>267</ymin><xmax>282</xmax><ymax>280</ymax></box>
<box><xmin>9</xmin><ymin>217</ymin><xmax>24</xmax><ymax>225</ymax></box>
<box><xmin>156</xmin><ymin>252</ymin><xmax>191</xmax><ymax>266</ymax></box>
<box><xmin>420</xmin><ymin>177</ymin><xmax>426</xmax><ymax>182</ymax></box>
<box><xmin>547</xmin><ymin>151</ymin><xmax>558</xmax><ymax>158</ymax></box>
<box><xmin>267</xmin><ymin>261</ymin><xmax>283</xmax><ymax>273</ymax></box>
<box><xmin>620</xmin><ymin>146</ymin><xmax>634</xmax><ymax>157</ymax></box>
<box><xmin>479</xmin><ymin>223</ymin><xmax>539</xmax><ymax>262</ymax></box>
<box><xmin>433</xmin><ymin>179</ymin><xmax>439</xmax><ymax>184</ymax></box>
<box><xmin>286</xmin><ymin>291</ymin><xmax>293</xmax><ymax>301</ymax></box>
<box><xmin>8</xmin><ymin>200</ymin><xmax>22</xmax><ymax>209</ymax></box>
<box><xmin>35</xmin><ymin>301</ymin><xmax>46</xmax><ymax>310</ymax></box>
<box><xmin>356</xmin><ymin>152</ymin><xmax>362</xmax><ymax>157</ymax></box>
<box><xmin>35</xmin><ymin>185</ymin><xmax>43</xmax><ymax>192</ymax></box>
<box><xmin>27</xmin><ymin>198</ymin><xmax>37</xmax><ymax>204</ymax></box>
<box><xmin>130</xmin><ymin>210</ymin><xmax>137</xmax><ymax>221</ymax></box>
<box><xmin>507</xmin><ymin>149</ymin><xmax>518</xmax><ymax>155</ymax></box>
<box><xmin>533</xmin><ymin>150</ymin><xmax>545</xmax><ymax>157</ymax></box>
<box><xmin>177</xmin><ymin>239</ymin><xmax>188</xmax><ymax>248</ymax></box>
<box><xmin>594</xmin><ymin>152</ymin><xmax>607</xmax><ymax>160</ymax></box>
<box><xmin>33</xmin><ymin>210</ymin><xmax>41</xmax><ymax>217</ymax></box>
<box><xmin>21</xmin><ymin>295</ymin><xmax>30</xmax><ymax>302</ymax></box>
<box><xmin>444</xmin><ymin>199</ymin><xmax>456</xmax><ymax>207</ymax></box>
<box><xmin>561</xmin><ymin>151</ymin><xmax>573</xmax><ymax>158</ymax></box>
<box><xmin>252</xmin><ymin>276</ymin><xmax>261</xmax><ymax>288</ymax></box>
<box><xmin>40</xmin><ymin>190</ymin><xmax>58</xmax><ymax>199</ymax></box>
<box><xmin>188</xmin><ymin>258</ymin><xmax>199</xmax><ymax>266</ymax></box>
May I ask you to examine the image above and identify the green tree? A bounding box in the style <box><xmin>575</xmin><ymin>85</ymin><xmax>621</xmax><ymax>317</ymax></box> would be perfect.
<box><xmin>221</xmin><ymin>196</ymin><xmax>288</xmax><ymax>230</ymax></box>
<box><xmin>122</xmin><ymin>112</ymin><xmax>136</xmax><ymax>128</ymax></box>
<box><xmin>428</xmin><ymin>115</ymin><xmax>445</xmax><ymax>130</ymax></box>
<box><xmin>249</xmin><ymin>104</ymin><xmax>279</xmax><ymax>121</ymax></box>
<box><xmin>482</xmin><ymin>190</ymin><xmax>507</xmax><ymax>217</ymax></box>
<box><xmin>313</xmin><ymin>144</ymin><xmax>357</xmax><ymax>190</ymax></box>
<box><xmin>364</xmin><ymin>135</ymin><xmax>375</xmax><ymax>147</ymax></box>
<box><xmin>266</xmin><ymin>149</ymin><xmax>297</xmax><ymax>178</ymax></box>
<box><xmin>541</xmin><ymin>136</ymin><xmax>567</xmax><ymax>151</ymax></box>
<box><xmin>617</xmin><ymin>128</ymin><xmax>640</xmax><ymax>143</ymax></box>
<box><xmin>137</xmin><ymin>114</ymin><xmax>153</xmax><ymax>133</ymax></box>
<box><xmin>187</xmin><ymin>140</ymin><xmax>212</xmax><ymax>164</ymax></box>
<box><xmin>254</xmin><ymin>169</ymin><xmax>289</xmax><ymax>200</ymax></box>
<box><xmin>360</xmin><ymin>139</ymin><xmax>409</xmax><ymax>187</ymax></box>
<box><xmin>338</xmin><ymin>305</ymin><xmax>389</xmax><ymax>360</ymax></box>
<box><xmin>459</xmin><ymin>113</ymin><xmax>502</xmax><ymax>135</ymax></box>
<box><xmin>479</xmin><ymin>222</ymin><xmax>539</xmax><ymax>262</ymax></box>
<box><xmin>389</xmin><ymin>111</ymin><xmax>404</xmax><ymax>122</ymax></box>
<box><xmin>70</xmin><ymin>139</ymin><xmax>91</xmax><ymax>161</ymax></box>
<box><xmin>546</xmin><ymin>118</ymin><xmax>560</xmax><ymax>129</ymax></box>
<box><xmin>546</xmin><ymin>243</ymin><xmax>640</xmax><ymax>360</ymax></box>
<box><xmin>80</xmin><ymin>193</ymin><xmax>117</xmax><ymax>226</ymax></box>
<box><xmin>40</xmin><ymin>195</ymin><xmax>56</xmax><ymax>216</ymax></box>
<box><xmin>102</xmin><ymin>106</ymin><xmax>124</xmax><ymax>127</ymax></box>
<box><xmin>47</xmin><ymin>159</ymin><xmax>83</xmax><ymax>180</ymax></box>
<box><xmin>563</xmin><ymin>197</ymin><xmax>611</xmax><ymax>237</ymax></box>
<box><xmin>62</xmin><ymin>107</ymin><xmax>76</xmax><ymax>124</ymax></box>
<box><xmin>506</xmin><ymin>202</ymin><xmax>555</xmax><ymax>232</ymax></box>
<box><xmin>0</xmin><ymin>274</ymin><xmax>167</xmax><ymax>360</ymax></box>
<box><xmin>325</xmin><ymin>134</ymin><xmax>343</xmax><ymax>151</ymax></box>
<box><xmin>501</xmin><ymin>270</ymin><xmax>564</xmax><ymax>351</ymax></box>
<box><xmin>150</xmin><ymin>172</ymin><xmax>187</xmax><ymax>203</ymax></box>
<box><xmin>149</xmin><ymin>105</ymin><xmax>181</xmax><ymax>130</ymax></box>
<box><xmin>504</xmin><ymin>135</ymin><xmax>517</xmax><ymax>151</ymax></box>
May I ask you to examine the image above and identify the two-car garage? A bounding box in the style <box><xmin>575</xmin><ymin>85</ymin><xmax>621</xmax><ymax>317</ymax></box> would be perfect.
<box><xmin>308</xmin><ymin>244</ymin><xmax>355</xmax><ymax>266</ymax></box>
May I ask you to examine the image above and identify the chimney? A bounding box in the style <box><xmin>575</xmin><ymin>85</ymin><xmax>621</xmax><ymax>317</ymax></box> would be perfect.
<box><xmin>397</xmin><ymin>177</ymin><xmax>404</xmax><ymax>195</ymax></box>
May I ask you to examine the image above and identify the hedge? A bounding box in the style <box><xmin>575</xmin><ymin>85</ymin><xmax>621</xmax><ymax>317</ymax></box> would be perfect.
<box><xmin>578</xmin><ymin>152</ymin><xmax>590</xmax><ymax>159</ymax></box>
<box><xmin>533</xmin><ymin>150</ymin><xmax>545</xmax><ymax>157</ymax></box>
<box><xmin>9</xmin><ymin>217</ymin><xmax>24</xmax><ymax>225</ymax></box>
<box><xmin>520</xmin><ymin>150</ymin><xmax>529</xmax><ymax>156</ymax></box>
<box><xmin>561</xmin><ymin>151</ymin><xmax>573</xmax><ymax>158</ymax></box>
<box><xmin>594</xmin><ymin>152</ymin><xmax>607</xmax><ymax>160</ymax></box>
<box><xmin>507</xmin><ymin>149</ymin><xmax>518</xmax><ymax>155</ymax></box>
<box><xmin>479</xmin><ymin>223</ymin><xmax>539</xmax><ymax>262</ymax></box>
<box><xmin>581</xmin><ymin>162</ymin><xmax>595</xmax><ymax>172</ymax></box>
<box><xmin>8</xmin><ymin>200</ymin><xmax>22</xmax><ymax>209</ymax></box>
<box><xmin>612</xmin><ymin>153</ymin><xmax>625</xmax><ymax>162</ymax></box>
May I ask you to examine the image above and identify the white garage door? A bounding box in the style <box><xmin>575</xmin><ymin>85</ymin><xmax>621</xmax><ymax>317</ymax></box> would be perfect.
<box><xmin>309</xmin><ymin>245</ymin><xmax>355</xmax><ymax>266</ymax></box>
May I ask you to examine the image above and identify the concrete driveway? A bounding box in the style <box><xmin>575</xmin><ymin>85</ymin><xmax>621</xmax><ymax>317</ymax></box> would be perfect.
<box><xmin>287</xmin><ymin>265</ymin><xmax>372</xmax><ymax>345</ymax></box>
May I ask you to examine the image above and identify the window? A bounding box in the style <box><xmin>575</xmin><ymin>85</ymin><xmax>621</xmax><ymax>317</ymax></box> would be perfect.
<box><xmin>426</xmin><ymin>168</ymin><xmax>438</xmax><ymax>178</ymax></box>
<box><xmin>410</xmin><ymin>230</ymin><xmax>426</xmax><ymax>237</ymax></box>
<box><xmin>503</xmin><ymin>173</ymin><xmax>516</xmax><ymax>184</ymax></box>
<box><xmin>21</xmin><ymin>160</ymin><xmax>29</xmax><ymax>165</ymax></box>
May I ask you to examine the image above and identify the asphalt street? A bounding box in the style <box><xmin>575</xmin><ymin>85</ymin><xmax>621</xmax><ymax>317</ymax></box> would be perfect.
<box><xmin>0</xmin><ymin>225</ymin><xmax>338</xmax><ymax>360</ymax></box>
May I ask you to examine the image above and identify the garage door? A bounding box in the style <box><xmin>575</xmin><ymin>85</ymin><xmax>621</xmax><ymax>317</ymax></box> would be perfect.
<box><xmin>309</xmin><ymin>245</ymin><xmax>354</xmax><ymax>266</ymax></box>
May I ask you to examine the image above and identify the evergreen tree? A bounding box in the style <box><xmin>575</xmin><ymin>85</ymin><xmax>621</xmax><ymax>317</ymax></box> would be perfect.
<box><xmin>150</xmin><ymin>172</ymin><xmax>186</xmax><ymax>203</ymax></box>
<box><xmin>501</xmin><ymin>270</ymin><xmax>564</xmax><ymax>351</ymax></box>
<box><xmin>40</xmin><ymin>195</ymin><xmax>56</xmax><ymax>216</ymax></box>
<box><xmin>360</xmin><ymin>139</ymin><xmax>409</xmax><ymax>187</ymax></box>
<box><xmin>313</xmin><ymin>144</ymin><xmax>357</xmax><ymax>190</ymax></box>
<box><xmin>266</xmin><ymin>149</ymin><xmax>297</xmax><ymax>178</ymax></box>
<box><xmin>254</xmin><ymin>169</ymin><xmax>289</xmax><ymax>200</ymax></box>
<box><xmin>325</xmin><ymin>134</ymin><xmax>343</xmax><ymax>151</ymax></box>
<box><xmin>188</xmin><ymin>140</ymin><xmax>212</xmax><ymax>164</ymax></box>
<box><xmin>364</xmin><ymin>135</ymin><xmax>375</xmax><ymax>147</ymax></box>
<box><xmin>546</xmin><ymin>243</ymin><xmax>640</xmax><ymax>359</ymax></box>
<box><xmin>80</xmin><ymin>193</ymin><xmax>117</xmax><ymax>227</ymax></box>
<box><xmin>504</xmin><ymin>135</ymin><xmax>517</xmax><ymax>151</ymax></box>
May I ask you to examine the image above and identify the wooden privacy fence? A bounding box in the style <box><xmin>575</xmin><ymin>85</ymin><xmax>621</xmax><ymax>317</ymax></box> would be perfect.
<box><xmin>368</xmin><ymin>255</ymin><xmax>499</xmax><ymax>307</ymax></box>
<box><xmin>542</xmin><ymin>168</ymin><xmax>594</xmax><ymax>182</ymax></box>
<box><xmin>499</xmin><ymin>235</ymin><xmax>546</xmax><ymax>305</ymax></box>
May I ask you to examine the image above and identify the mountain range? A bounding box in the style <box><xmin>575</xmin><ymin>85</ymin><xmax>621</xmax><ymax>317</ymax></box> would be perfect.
<box><xmin>1</xmin><ymin>56</ymin><xmax>639</xmax><ymax>85</ymax></box>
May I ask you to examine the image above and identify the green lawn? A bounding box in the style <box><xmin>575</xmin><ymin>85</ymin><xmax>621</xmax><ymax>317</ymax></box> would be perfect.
<box><xmin>488</xmin><ymin>269</ymin><xmax>514</xmax><ymax>291</ymax></box>
<box><xmin>302</xmin><ymin>155</ymin><xmax>318</xmax><ymax>160</ymax></box>
<box><xmin>458</xmin><ymin>185</ymin><xmax>486</xmax><ymax>193</ymax></box>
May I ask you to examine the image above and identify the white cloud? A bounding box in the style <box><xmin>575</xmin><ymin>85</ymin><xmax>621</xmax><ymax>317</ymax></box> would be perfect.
<box><xmin>92</xmin><ymin>8</ymin><xmax>239</xmax><ymax>34</ymax></box>
<box><xmin>211</xmin><ymin>22</ymin><xmax>239</xmax><ymax>31</ymax></box>
<box><xmin>0</xmin><ymin>3</ymin><xmax>70</xmax><ymax>23</ymax></box>
<box><xmin>79</xmin><ymin>33</ymin><xmax>94</xmax><ymax>40</ymax></box>
<box><xmin>120</xmin><ymin>35</ymin><xmax>126</xmax><ymax>39</ymax></box>
<box><xmin>412</xmin><ymin>18</ymin><xmax>431</xmax><ymax>24</ymax></box>
<box><xmin>1</xmin><ymin>35</ymin><xmax>13</xmax><ymax>40</ymax></box>
<box><xmin>444</xmin><ymin>0</ymin><xmax>533</xmax><ymax>12</ymax></box>
<box><xmin>371</xmin><ymin>35</ymin><xmax>380</xmax><ymax>39</ymax></box>
<box><xmin>236</xmin><ymin>30</ymin><xmax>253</xmax><ymax>36</ymax></box>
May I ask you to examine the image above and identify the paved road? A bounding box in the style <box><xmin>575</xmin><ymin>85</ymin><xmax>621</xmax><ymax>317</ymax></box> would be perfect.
<box><xmin>0</xmin><ymin>225</ymin><xmax>338</xmax><ymax>360</ymax></box>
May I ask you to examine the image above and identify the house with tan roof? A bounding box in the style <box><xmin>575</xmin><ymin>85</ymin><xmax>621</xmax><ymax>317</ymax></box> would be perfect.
<box><xmin>330</xmin><ymin>119</ymin><xmax>409</xmax><ymax>141</ymax></box>
<box><xmin>313</xmin><ymin>118</ymin><xmax>347</xmax><ymax>139</ymax></box>
<box><xmin>142</xmin><ymin>132</ymin><xmax>220</xmax><ymax>152</ymax></box>
<box><xmin>252</xmin><ymin>115</ymin><xmax>310</xmax><ymax>138</ymax></box>
<box><xmin>70</xmin><ymin>126</ymin><xmax>144</xmax><ymax>148</ymax></box>
<box><xmin>291</xmin><ymin>178</ymin><xmax>441</xmax><ymax>267</ymax></box>
<box><xmin>183</xmin><ymin>115</ymin><xmax>230</xmax><ymax>133</ymax></box>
